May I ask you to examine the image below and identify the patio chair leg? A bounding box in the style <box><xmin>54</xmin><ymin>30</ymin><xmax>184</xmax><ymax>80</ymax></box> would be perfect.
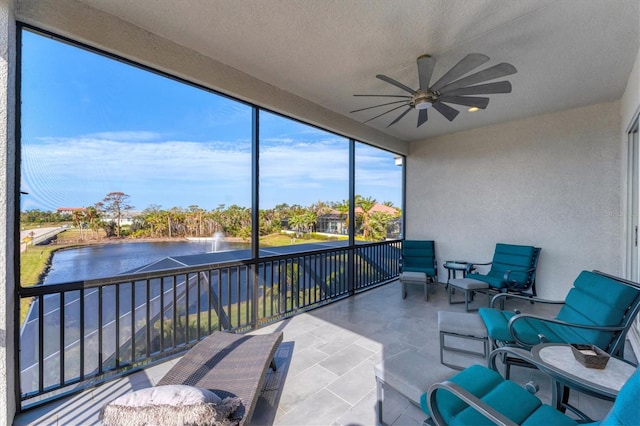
<box><xmin>376</xmin><ymin>376</ymin><xmax>385</xmax><ymax>426</ymax></box>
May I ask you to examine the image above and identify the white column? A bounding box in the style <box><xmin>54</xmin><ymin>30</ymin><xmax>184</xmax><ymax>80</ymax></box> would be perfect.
<box><xmin>0</xmin><ymin>0</ymin><xmax>16</xmax><ymax>422</ymax></box>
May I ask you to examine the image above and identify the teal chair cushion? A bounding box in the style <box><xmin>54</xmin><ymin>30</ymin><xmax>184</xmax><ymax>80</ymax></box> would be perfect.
<box><xmin>420</xmin><ymin>365</ymin><xmax>503</xmax><ymax>418</ymax></box>
<box><xmin>478</xmin><ymin>308</ymin><xmax>516</xmax><ymax>342</ymax></box>
<box><xmin>451</xmin><ymin>381</ymin><xmax>542</xmax><ymax>425</ymax></box>
<box><xmin>478</xmin><ymin>308</ymin><xmax>591</xmax><ymax>346</ymax></box>
<box><xmin>402</xmin><ymin>240</ymin><xmax>436</xmax><ymax>278</ymax></box>
<box><xmin>479</xmin><ymin>270</ymin><xmax>640</xmax><ymax>348</ymax></box>
<box><xmin>423</xmin><ymin>365</ymin><xmax>579</xmax><ymax>426</ymax></box>
<box><xmin>556</xmin><ymin>271</ymin><xmax>640</xmax><ymax>348</ymax></box>
<box><xmin>467</xmin><ymin>243</ymin><xmax>536</xmax><ymax>289</ymax></box>
<box><xmin>520</xmin><ymin>405</ymin><xmax>581</xmax><ymax>426</ymax></box>
<box><xmin>600</xmin><ymin>366</ymin><xmax>640</xmax><ymax>425</ymax></box>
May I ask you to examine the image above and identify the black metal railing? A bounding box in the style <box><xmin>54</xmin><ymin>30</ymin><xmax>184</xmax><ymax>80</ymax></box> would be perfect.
<box><xmin>17</xmin><ymin>240</ymin><xmax>401</xmax><ymax>409</ymax></box>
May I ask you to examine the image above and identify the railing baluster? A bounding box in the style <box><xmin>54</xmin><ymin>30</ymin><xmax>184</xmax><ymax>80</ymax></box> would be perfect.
<box><xmin>115</xmin><ymin>285</ymin><xmax>120</xmax><ymax>368</ymax></box>
<box><xmin>273</xmin><ymin>261</ymin><xmax>278</xmax><ymax>315</ymax></box>
<box><xmin>245</xmin><ymin>266</ymin><xmax>250</xmax><ymax>326</ymax></box>
<box><xmin>206</xmin><ymin>271</ymin><xmax>212</xmax><ymax>335</ymax></box>
<box><xmin>216</xmin><ymin>269</ymin><xmax>222</xmax><ymax>331</ymax></box>
<box><xmin>235</xmin><ymin>267</ymin><xmax>240</xmax><ymax>329</ymax></box>
<box><xmin>197</xmin><ymin>273</ymin><xmax>202</xmax><ymax>340</ymax></box>
<box><xmin>146</xmin><ymin>279</ymin><xmax>151</xmax><ymax>358</ymax></box>
<box><xmin>130</xmin><ymin>282</ymin><xmax>135</xmax><ymax>364</ymax></box>
<box><xmin>160</xmin><ymin>278</ymin><xmax>165</xmax><ymax>353</ymax></box>
<box><xmin>59</xmin><ymin>292</ymin><xmax>65</xmax><ymax>387</ymax></box>
<box><xmin>98</xmin><ymin>287</ymin><xmax>103</xmax><ymax>375</ymax></box>
<box><xmin>37</xmin><ymin>295</ymin><xmax>43</xmax><ymax>393</ymax></box>
<box><xmin>172</xmin><ymin>275</ymin><xmax>177</xmax><ymax>349</ymax></box>
<box><xmin>226</xmin><ymin>268</ymin><xmax>231</xmax><ymax>330</ymax></box>
<box><xmin>79</xmin><ymin>288</ymin><xmax>85</xmax><ymax>381</ymax></box>
<box><xmin>261</xmin><ymin>264</ymin><xmax>266</xmax><ymax>320</ymax></box>
<box><xmin>184</xmin><ymin>273</ymin><xmax>190</xmax><ymax>344</ymax></box>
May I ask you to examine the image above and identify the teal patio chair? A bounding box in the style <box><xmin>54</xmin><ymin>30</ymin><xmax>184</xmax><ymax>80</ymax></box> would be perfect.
<box><xmin>478</xmin><ymin>270</ymin><xmax>640</xmax><ymax>377</ymax></box>
<box><xmin>400</xmin><ymin>240</ymin><xmax>437</xmax><ymax>300</ymax></box>
<box><xmin>423</xmin><ymin>353</ymin><xmax>640</xmax><ymax>425</ymax></box>
<box><xmin>466</xmin><ymin>243</ymin><xmax>541</xmax><ymax>297</ymax></box>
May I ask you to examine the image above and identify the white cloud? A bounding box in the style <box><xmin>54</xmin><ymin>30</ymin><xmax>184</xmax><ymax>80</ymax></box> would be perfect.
<box><xmin>80</xmin><ymin>131</ymin><xmax>163</xmax><ymax>142</ymax></box>
<box><xmin>22</xmin><ymin>132</ymin><xmax>401</xmax><ymax>210</ymax></box>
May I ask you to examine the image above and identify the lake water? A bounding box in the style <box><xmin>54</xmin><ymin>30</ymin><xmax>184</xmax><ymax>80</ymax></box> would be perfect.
<box><xmin>44</xmin><ymin>240</ymin><xmax>250</xmax><ymax>284</ymax></box>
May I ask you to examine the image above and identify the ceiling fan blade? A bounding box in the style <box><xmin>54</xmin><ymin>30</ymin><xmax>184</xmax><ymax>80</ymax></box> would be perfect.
<box><xmin>354</xmin><ymin>94</ymin><xmax>412</xmax><ymax>98</ymax></box>
<box><xmin>439</xmin><ymin>96</ymin><xmax>490</xmax><ymax>109</ymax></box>
<box><xmin>376</xmin><ymin>74</ymin><xmax>417</xmax><ymax>95</ymax></box>
<box><xmin>439</xmin><ymin>81</ymin><xmax>512</xmax><ymax>96</ymax></box>
<box><xmin>387</xmin><ymin>107</ymin><xmax>413</xmax><ymax>127</ymax></box>
<box><xmin>364</xmin><ymin>103</ymin><xmax>410</xmax><ymax>124</ymax></box>
<box><xmin>430</xmin><ymin>53</ymin><xmax>490</xmax><ymax>91</ymax></box>
<box><xmin>350</xmin><ymin>100</ymin><xmax>410</xmax><ymax>113</ymax></box>
<box><xmin>438</xmin><ymin>63</ymin><xmax>517</xmax><ymax>93</ymax></box>
<box><xmin>417</xmin><ymin>109</ymin><xmax>428</xmax><ymax>127</ymax></box>
<box><xmin>417</xmin><ymin>55</ymin><xmax>436</xmax><ymax>91</ymax></box>
<box><xmin>432</xmin><ymin>102</ymin><xmax>460</xmax><ymax>121</ymax></box>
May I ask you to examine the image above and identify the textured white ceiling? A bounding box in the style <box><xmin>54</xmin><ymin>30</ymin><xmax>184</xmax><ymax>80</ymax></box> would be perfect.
<box><xmin>76</xmin><ymin>0</ymin><xmax>639</xmax><ymax>142</ymax></box>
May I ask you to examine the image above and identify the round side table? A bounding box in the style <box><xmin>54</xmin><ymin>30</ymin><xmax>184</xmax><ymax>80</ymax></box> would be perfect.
<box><xmin>443</xmin><ymin>261</ymin><xmax>474</xmax><ymax>285</ymax></box>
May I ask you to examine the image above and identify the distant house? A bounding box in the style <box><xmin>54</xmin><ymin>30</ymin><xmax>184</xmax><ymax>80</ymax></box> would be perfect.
<box><xmin>316</xmin><ymin>203</ymin><xmax>400</xmax><ymax>237</ymax></box>
<box><xmin>316</xmin><ymin>210</ymin><xmax>347</xmax><ymax>235</ymax></box>
<box><xmin>56</xmin><ymin>207</ymin><xmax>86</xmax><ymax>216</ymax></box>
<box><xmin>101</xmin><ymin>210</ymin><xmax>139</xmax><ymax>226</ymax></box>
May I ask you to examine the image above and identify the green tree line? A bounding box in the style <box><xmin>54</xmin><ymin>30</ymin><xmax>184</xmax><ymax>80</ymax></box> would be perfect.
<box><xmin>20</xmin><ymin>192</ymin><xmax>402</xmax><ymax>241</ymax></box>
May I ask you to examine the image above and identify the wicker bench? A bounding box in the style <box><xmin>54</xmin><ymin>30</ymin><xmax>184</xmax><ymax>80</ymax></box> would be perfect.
<box><xmin>157</xmin><ymin>331</ymin><xmax>283</xmax><ymax>425</ymax></box>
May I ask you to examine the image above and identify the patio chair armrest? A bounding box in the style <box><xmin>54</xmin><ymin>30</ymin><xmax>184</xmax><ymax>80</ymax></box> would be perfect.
<box><xmin>508</xmin><ymin>314</ymin><xmax>625</xmax><ymax>348</ymax></box>
<box><xmin>488</xmin><ymin>347</ymin><xmax>537</xmax><ymax>371</ymax></box>
<box><xmin>427</xmin><ymin>380</ymin><xmax>518</xmax><ymax>426</ymax></box>
<box><xmin>490</xmin><ymin>292</ymin><xmax>565</xmax><ymax>309</ymax></box>
<box><xmin>502</xmin><ymin>266</ymin><xmax>534</xmax><ymax>281</ymax></box>
<box><xmin>466</xmin><ymin>261</ymin><xmax>491</xmax><ymax>273</ymax></box>
<box><xmin>502</xmin><ymin>267</ymin><xmax>536</xmax><ymax>288</ymax></box>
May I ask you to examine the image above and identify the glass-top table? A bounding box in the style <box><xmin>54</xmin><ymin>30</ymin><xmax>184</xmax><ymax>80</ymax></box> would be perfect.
<box><xmin>531</xmin><ymin>343</ymin><xmax>637</xmax><ymax>409</ymax></box>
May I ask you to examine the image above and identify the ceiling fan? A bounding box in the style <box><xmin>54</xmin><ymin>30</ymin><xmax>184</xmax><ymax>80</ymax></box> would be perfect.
<box><xmin>351</xmin><ymin>53</ymin><xmax>517</xmax><ymax>127</ymax></box>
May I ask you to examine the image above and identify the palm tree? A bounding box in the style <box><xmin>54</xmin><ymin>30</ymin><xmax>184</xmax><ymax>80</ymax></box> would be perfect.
<box><xmin>84</xmin><ymin>206</ymin><xmax>100</xmax><ymax>239</ymax></box>
<box><xmin>288</xmin><ymin>214</ymin><xmax>305</xmax><ymax>236</ymax></box>
<box><xmin>71</xmin><ymin>209</ymin><xmax>86</xmax><ymax>241</ymax></box>
<box><xmin>334</xmin><ymin>199</ymin><xmax>350</xmax><ymax>233</ymax></box>
<box><xmin>355</xmin><ymin>195</ymin><xmax>377</xmax><ymax>240</ymax></box>
<box><xmin>368</xmin><ymin>211</ymin><xmax>394</xmax><ymax>241</ymax></box>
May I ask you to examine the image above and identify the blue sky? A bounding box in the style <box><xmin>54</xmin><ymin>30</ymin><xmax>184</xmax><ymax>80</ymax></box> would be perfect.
<box><xmin>20</xmin><ymin>30</ymin><xmax>402</xmax><ymax>212</ymax></box>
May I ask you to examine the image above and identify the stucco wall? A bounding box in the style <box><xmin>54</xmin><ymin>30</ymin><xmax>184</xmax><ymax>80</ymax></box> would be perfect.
<box><xmin>621</xmin><ymin>45</ymin><xmax>640</xmax><ymax>132</ymax></box>
<box><xmin>407</xmin><ymin>101</ymin><xmax>621</xmax><ymax>300</ymax></box>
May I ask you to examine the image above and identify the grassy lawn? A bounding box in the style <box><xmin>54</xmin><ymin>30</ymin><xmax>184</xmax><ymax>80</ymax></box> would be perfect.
<box><xmin>19</xmin><ymin>245</ymin><xmax>65</xmax><ymax>325</ymax></box>
<box><xmin>259</xmin><ymin>232</ymin><xmax>346</xmax><ymax>247</ymax></box>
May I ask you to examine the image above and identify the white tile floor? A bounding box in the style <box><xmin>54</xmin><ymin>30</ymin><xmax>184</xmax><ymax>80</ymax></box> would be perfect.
<box><xmin>14</xmin><ymin>280</ymin><xmax>634</xmax><ymax>425</ymax></box>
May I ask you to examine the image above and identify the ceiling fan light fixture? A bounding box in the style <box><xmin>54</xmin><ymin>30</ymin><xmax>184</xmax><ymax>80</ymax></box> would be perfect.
<box><xmin>468</xmin><ymin>106</ymin><xmax>480</xmax><ymax>112</ymax></box>
<box><xmin>414</xmin><ymin>98</ymin><xmax>433</xmax><ymax>110</ymax></box>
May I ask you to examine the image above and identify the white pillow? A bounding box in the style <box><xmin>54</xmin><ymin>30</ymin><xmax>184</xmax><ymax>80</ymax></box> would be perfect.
<box><xmin>102</xmin><ymin>385</ymin><xmax>242</xmax><ymax>426</ymax></box>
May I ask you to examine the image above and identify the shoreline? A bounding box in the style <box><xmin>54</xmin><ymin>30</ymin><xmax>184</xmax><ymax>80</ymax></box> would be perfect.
<box><xmin>54</xmin><ymin>235</ymin><xmax>248</xmax><ymax>247</ymax></box>
<box><xmin>36</xmin><ymin>236</ymin><xmax>248</xmax><ymax>284</ymax></box>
